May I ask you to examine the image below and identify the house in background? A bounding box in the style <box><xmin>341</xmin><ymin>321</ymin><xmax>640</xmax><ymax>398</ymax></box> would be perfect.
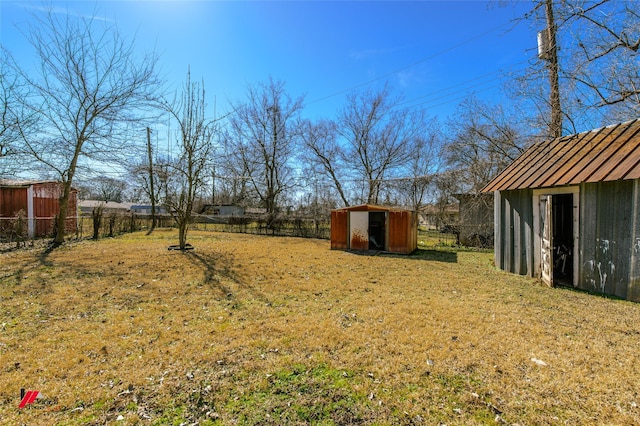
<box><xmin>482</xmin><ymin>118</ymin><xmax>640</xmax><ymax>301</ymax></box>
<box><xmin>245</xmin><ymin>207</ymin><xmax>268</xmax><ymax>217</ymax></box>
<box><xmin>418</xmin><ymin>203</ymin><xmax>459</xmax><ymax>230</ymax></box>
<box><xmin>130</xmin><ymin>204</ymin><xmax>167</xmax><ymax>215</ymax></box>
<box><xmin>0</xmin><ymin>179</ymin><xmax>77</xmax><ymax>238</ymax></box>
<box><xmin>331</xmin><ymin>204</ymin><xmax>418</xmax><ymax>254</ymax></box>
<box><xmin>201</xmin><ymin>204</ymin><xmax>244</xmax><ymax>216</ymax></box>
<box><xmin>78</xmin><ymin>200</ymin><xmax>133</xmax><ymax>215</ymax></box>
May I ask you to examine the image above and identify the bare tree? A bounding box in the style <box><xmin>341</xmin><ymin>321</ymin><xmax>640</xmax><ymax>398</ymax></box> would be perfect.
<box><xmin>95</xmin><ymin>177</ymin><xmax>128</xmax><ymax>202</ymax></box>
<box><xmin>394</xmin><ymin>121</ymin><xmax>441</xmax><ymax>211</ymax></box>
<box><xmin>76</xmin><ymin>176</ymin><xmax>128</xmax><ymax>201</ymax></box>
<box><xmin>128</xmin><ymin>127</ymin><xmax>162</xmax><ymax>232</ymax></box>
<box><xmin>336</xmin><ymin>85</ymin><xmax>429</xmax><ymax>205</ymax></box>
<box><xmin>8</xmin><ymin>7</ymin><xmax>160</xmax><ymax>246</ymax></box>
<box><xmin>163</xmin><ymin>70</ymin><xmax>215</xmax><ymax>250</ymax></box>
<box><xmin>300</xmin><ymin>119</ymin><xmax>351</xmax><ymax>207</ymax></box>
<box><xmin>127</xmin><ymin>132</ymin><xmax>166</xmax><ymax>233</ymax></box>
<box><xmin>142</xmin><ymin>127</ymin><xmax>159</xmax><ymax>232</ymax></box>
<box><xmin>432</xmin><ymin>168</ymin><xmax>464</xmax><ymax>229</ymax></box>
<box><xmin>0</xmin><ymin>50</ymin><xmax>33</xmax><ymax>177</ymax></box>
<box><xmin>514</xmin><ymin>0</ymin><xmax>640</xmax><ymax>133</ymax></box>
<box><xmin>212</xmin><ymin>160</ymin><xmax>254</xmax><ymax>207</ymax></box>
<box><xmin>443</xmin><ymin>97</ymin><xmax>526</xmax><ymax>193</ymax></box>
<box><xmin>566</xmin><ymin>0</ymin><xmax>640</xmax><ymax>122</ymax></box>
<box><xmin>225</xmin><ymin>78</ymin><xmax>303</xmax><ymax>224</ymax></box>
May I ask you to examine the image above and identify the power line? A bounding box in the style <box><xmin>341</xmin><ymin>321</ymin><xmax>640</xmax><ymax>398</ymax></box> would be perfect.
<box><xmin>395</xmin><ymin>57</ymin><xmax>531</xmax><ymax>108</ymax></box>
<box><xmin>305</xmin><ymin>19</ymin><xmax>522</xmax><ymax>107</ymax></box>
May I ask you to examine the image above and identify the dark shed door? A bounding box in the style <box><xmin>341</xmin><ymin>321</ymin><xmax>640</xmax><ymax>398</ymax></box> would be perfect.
<box><xmin>368</xmin><ymin>211</ymin><xmax>385</xmax><ymax>250</ymax></box>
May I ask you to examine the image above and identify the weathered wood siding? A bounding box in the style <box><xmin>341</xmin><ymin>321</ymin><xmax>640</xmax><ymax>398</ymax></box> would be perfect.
<box><xmin>629</xmin><ymin>180</ymin><xmax>640</xmax><ymax>301</ymax></box>
<box><xmin>494</xmin><ymin>189</ymin><xmax>534</xmax><ymax>277</ymax></box>
<box><xmin>579</xmin><ymin>180</ymin><xmax>635</xmax><ymax>299</ymax></box>
<box><xmin>496</xmin><ymin>181</ymin><xmax>640</xmax><ymax>301</ymax></box>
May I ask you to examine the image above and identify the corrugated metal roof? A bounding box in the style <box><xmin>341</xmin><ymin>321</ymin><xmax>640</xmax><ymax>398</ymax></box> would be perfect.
<box><xmin>78</xmin><ymin>200</ymin><xmax>133</xmax><ymax>210</ymax></box>
<box><xmin>0</xmin><ymin>179</ymin><xmax>58</xmax><ymax>187</ymax></box>
<box><xmin>332</xmin><ymin>204</ymin><xmax>413</xmax><ymax>212</ymax></box>
<box><xmin>482</xmin><ymin>118</ymin><xmax>640</xmax><ymax>192</ymax></box>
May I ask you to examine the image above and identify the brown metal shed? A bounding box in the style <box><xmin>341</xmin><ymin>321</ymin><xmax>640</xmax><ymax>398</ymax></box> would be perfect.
<box><xmin>330</xmin><ymin>204</ymin><xmax>418</xmax><ymax>254</ymax></box>
<box><xmin>0</xmin><ymin>180</ymin><xmax>78</xmax><ymax>238</ymax></box>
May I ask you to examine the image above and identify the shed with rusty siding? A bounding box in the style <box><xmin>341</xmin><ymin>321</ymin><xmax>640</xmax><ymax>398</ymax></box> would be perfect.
<box><xmin>330</xmin><ymin>204</ymin><xmax>418</xmax><ymax>254</ymax></box>
<box><xmin>0</xmin><ymin>180</ymin><xmax>78</xmax><ymax>238</ymax></box>
<box><xmin>482</xmin><ymin>118</ymin><xmax>640</xmax><ymax>301</ymax></box>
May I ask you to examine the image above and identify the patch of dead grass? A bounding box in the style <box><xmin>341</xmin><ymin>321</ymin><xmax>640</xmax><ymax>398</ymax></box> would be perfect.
<box><xmin>1</xmin><ymin>229</ymin><xmax>640</xmax><ymax>424</ymax></box>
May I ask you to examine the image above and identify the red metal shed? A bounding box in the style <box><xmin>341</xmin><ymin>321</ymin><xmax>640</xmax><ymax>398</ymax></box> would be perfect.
<box><xmin>331</xmin><ymin>204</ymin><xmax>418</xmax><ymax>254</ymax></box>
<box><xmin>0</xmin><ymin>180</ymin><xmax>78</xmax><ymax>238</ymax></box>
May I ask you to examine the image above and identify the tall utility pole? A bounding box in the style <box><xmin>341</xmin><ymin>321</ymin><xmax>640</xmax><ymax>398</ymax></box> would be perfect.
<box><xmin>211</xmin><ymin>164</ymin><xmax>216</xmax><ymax>205</ymax></box>
<box><xmin>542</xmin><ymin>0</ymin><xmax>562</xmax><ymax>138</ymax></box>
<box><xmin>146</xmin><ymin>127</ymin><xmax>157</xmax><ymax>232</ymax></box>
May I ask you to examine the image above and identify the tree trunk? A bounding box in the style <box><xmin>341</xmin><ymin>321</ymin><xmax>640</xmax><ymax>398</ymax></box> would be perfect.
<box><xmin>146</xmin><ymin>127</ymin><xmax>157</xmax><ymax>234</ymax></box>
<box><xmin>54</xmin><ymin>180</ymin><xmax>73</xmax><ymax>246</ymax></box>
<box><xmin>92</xmin><ymin>206</ymin><xmax>103</xmax><ymax>240</ymax></box>
<box><xmin>178</xmin><ymin>219</ymin><xmax>188</xmax><ymax>250</ymax></box>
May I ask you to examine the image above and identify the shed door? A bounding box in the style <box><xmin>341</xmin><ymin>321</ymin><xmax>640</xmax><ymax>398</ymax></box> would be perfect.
<box><xmin>388</xmin><ymin>210</ymin><xmax>408</xmax><ymax>253</ymax></box>
<box><xmin>330</xmin><ymin>210</ymin><xmax>348</xmax><ymax>250</ymax></box>
<box><xmin>540</xmin><ymin>195</ymin><xmax>553</xmax><ymax>286</ymax></box>
<box><xmin>350</xmin><ymin>211</ymin><xmax>369</xmax><ymax>251</ymax></box>
<box><xmin>368</xmin><ymin>211</ymin><xmax>385</xmax><ymax>250</ymax></box>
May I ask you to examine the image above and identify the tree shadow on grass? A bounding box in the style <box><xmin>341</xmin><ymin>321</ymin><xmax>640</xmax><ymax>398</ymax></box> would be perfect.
<box><xmin>184</xmin><ymin>250</ymin><xmax>269</xmax><ymax>303</ymax></box>
<box><xmin>408</xmin><ymin>248</ymin><xmax>458</xmax><ymax>263</ymax></box>
<box><xmin>0</xmin><ymin>241</ymin><xmax>57</xmax><ymax>287</ymax></box>
<box><xmin>346</xmin><ymin>248</ymin><xmax>457</xmax><ymax>263</ymax></box>
<box><xmin>37</xmin><ymin>242</ymin><xmax>58</xmax><ymax>267</ymax></box>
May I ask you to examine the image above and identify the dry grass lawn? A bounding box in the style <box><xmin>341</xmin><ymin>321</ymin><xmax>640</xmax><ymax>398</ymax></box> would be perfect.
<box><xmin>2</xmin><ymin>229</ymin><xmax>640</xmax><ymax>425</ymax></box>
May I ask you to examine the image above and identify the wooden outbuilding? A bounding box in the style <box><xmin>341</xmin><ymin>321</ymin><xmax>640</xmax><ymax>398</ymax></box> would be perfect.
<box><xmin>482</xmin><ymin>118</ymin><xmax>640</xmax><ymax>301</ymax></box>
<box><xmin>330</xmin><ymin>204</ymin><xmax>418</xmax><ymax>254</ymax></box>
<box><xmin>0</xmin><ymin>180</ymin><xmax>78</xmax><ymax>238</ymax></box>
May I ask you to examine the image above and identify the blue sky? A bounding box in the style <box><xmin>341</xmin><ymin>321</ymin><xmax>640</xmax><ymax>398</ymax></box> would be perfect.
<box><xmin>1</xmin><ymin>1</ymin><xmax>537</xmax><ymax>122</ymax></box>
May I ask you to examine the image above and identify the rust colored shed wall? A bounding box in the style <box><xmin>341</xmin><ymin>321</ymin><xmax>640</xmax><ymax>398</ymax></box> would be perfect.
<box><xmin>330</xmin><ymin>205</ymin><xmax>417</xmax><ymax>254</ymax></box>
<box><xmin>32</xmin><ymin>182</ymin><xmax>78</xmax><ymax>236</ymax></box>
<box><xmin>388</xmin><ymin>210</ymin><xmax>418</xmax><ymax>254</ymax></box>
<box><xmin>0</xmin><ymin>182</ymin><xmax>78</xmax><ymax>237</ymax></box>
<box><xmin>0</xmin><ymin>187</ymin><xmax>28</xmax><ymax>217</ymax></box>
<box><xmin>330</xmin><ymin>210</ymin><xmax>348</xmax><ymax>249</ymax></box>
<box><xmin>388</xmin><ymin>210</ymin><xmax>408</xmax><ymax>253</ymax></box>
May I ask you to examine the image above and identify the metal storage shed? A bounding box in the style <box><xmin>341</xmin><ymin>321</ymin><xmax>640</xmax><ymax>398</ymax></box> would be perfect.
<box><xmin>482</xmin><ymin>118</ymin><xmax>640</xmax><ymax>301</ymax></box>
<box><xmin>331</xmin><ymin>204</ymin><xmax>418</xmax><ymax>254</ymax></box>
<box><xmin>0</xmin><ymin>180</ymin><xmax>78</xmax><ymax>238</ymax></box>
